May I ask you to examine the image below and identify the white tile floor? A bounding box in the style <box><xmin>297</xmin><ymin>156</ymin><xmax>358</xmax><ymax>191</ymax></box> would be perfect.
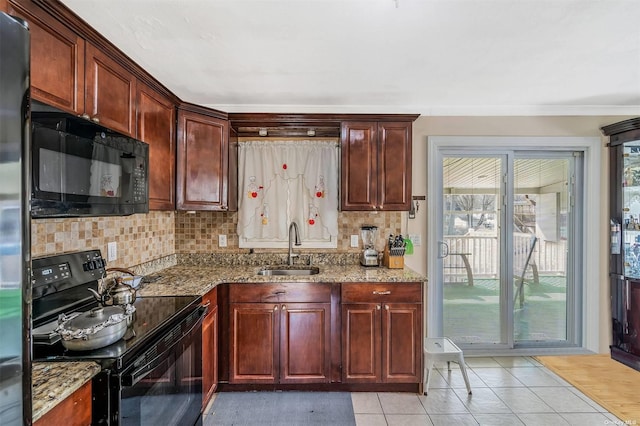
<box><xmin>352</xmin><ymin>356</ymin><xmax>623</xmax><ymax>426</ymax></box>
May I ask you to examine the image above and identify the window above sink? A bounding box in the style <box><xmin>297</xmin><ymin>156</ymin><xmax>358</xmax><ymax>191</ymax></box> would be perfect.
<box><xmin>237</xmin><ymin>140</ymin><xmax>339</xmax><ymax>249</ymax></box>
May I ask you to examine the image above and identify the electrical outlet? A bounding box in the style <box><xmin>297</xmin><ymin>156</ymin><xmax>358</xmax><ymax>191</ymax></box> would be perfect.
<box><xmin>409</xmin><ymin>234</ymin><xmax>421</xmax><ymax>247</ymax></box>
<box><xmin>107</xmin><ymin>242</ymin><xmax>117</xmax><ymax>261</ymax></box>
<box><xmin>218</xmin><ymin>234</ymin><xmax>227</xmax><ymax>248</ymax></box>
<box><xmin>350</xmin><ymin>234</ymin><xmax>359</xmax><ymax>248</ymax></box>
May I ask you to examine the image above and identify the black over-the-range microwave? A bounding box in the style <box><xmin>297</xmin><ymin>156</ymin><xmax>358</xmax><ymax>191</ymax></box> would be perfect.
<box><xmin>31</xmin><ymin>101</ymin><xmax>149</xmax><ymax>218</ymax></box>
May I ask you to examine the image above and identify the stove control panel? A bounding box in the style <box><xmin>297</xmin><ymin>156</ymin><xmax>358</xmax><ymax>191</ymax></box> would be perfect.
<box><xmin>32</xmin><ymin>249</ymin><xmax>107</xmax><ymax>299</ymax></box>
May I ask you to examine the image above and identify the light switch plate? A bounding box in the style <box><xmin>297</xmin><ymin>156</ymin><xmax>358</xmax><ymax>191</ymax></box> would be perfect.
<box><xmin>218</xmin><ymin>234</ymin><xmax>228</xmax><ymax>248</ymax></box>
<box><xmin>350</xmin><ymin>234</ymin><xmax>359</xmax><ymax>248</ymax></box>
<box><xmin>107</xmin><ymin>242</ymin><xmax>117</xmax><ymax>261</ymax></box>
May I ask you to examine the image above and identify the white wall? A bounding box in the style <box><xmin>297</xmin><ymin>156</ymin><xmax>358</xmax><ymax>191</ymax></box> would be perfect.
<box><xmin>403</xmin><ymin>115</ymin><xmax>636</xmax><ymax>354</ymax></box>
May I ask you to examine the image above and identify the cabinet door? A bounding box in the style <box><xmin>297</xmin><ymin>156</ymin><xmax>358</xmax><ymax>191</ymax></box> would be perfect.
<box><xmin>176</xmin><ymin>110</ymin><xmax>230</xmax><ymax>210</ymax></box>
<box><xmin>137</xmin><ymin>83</ymin><xmax>176</xmax><ymax>210</ymax></box>
<box><xmin>378</xmin><ymin>122</ymin><xmax>412</xmax><ymax>210</ymax></box>
<box><xmin>381</xmin><ymin>303</ymin><xmax>421</xmax><ymax>383</ymax></box>
<box><xmin>230</xmin><ymin>303</ymin><xmax>279</xmax><ymax>383</ymax></box>
<box><xmin>9</xmin><ymin>1</ymin><xmax>85</xmax><ymax>114</ymax></box>
<box><xmin>341</xmin><ymin>303</ymin><xmax>381</xmax><ymax>383</ymax></box>
<box><xmin>85</xmin><ymin>42</ymin><xmax>137</xmax><ymax>136</ymax></box>
<box><xmin>280</xmin><ymin>303</ymin><xmax>331</xmax><ymax>383</ymax></box>
<box><xmin>34</xmin><ymin>381</ymin><xmax>91</xmax><ymax>426</ymax></box>
<box><xmin>340</xmin><ymin>122</ymin><xmax>378</xmax><ymax>210</ymax></box>
<box><xmin>628</xmin><ymin>281</ymin><xmax>640</xmax><ymax>356</ymax></box>
<box><xmin>202</xmin><ymin>288</ymin><xmax>218</xmax><ymax>408</ymax></box>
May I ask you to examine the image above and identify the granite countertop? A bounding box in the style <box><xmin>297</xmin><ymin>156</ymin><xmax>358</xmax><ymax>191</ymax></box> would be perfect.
<box><xmin>137</xmin><ymin>263</ymin><xmax>426</xmax><ymax>297</ymax></box>
<box><xmin>32</xmin><ymin>361</ymin><xmax>101</xmax><ymax>422</ymax></box>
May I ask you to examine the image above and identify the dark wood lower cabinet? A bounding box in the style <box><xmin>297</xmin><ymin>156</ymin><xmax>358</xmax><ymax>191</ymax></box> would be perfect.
<box><xmin>280</xmin><ymin>303</ymin><xmax>331</xmax><ymax>383</ymax></box>
<box><xmin>202</xmin><ymin>287</ymin><xmax>218</xmax><ymax>408</ymax></box>
<box><xmin>34</xmin><ymin>380</ymin><xmax>91</xmax><ymax>426</ymax></box>
<box><xmin>222</xmin><ymin>281</ymin><xmax>422</xmax><ymax>390</ymax></box>
<box><xmin>230</xmin><ymin>301</ymin><xmax>332</xmax><ymax>384</ymax></box>
<box><xmin>231</xmin><ymin>302</ymin><xmax>279</xmax><ymax>383</ymax></box>
<box><xmin>229</xmin><ymin>283</ymin><xmax>332</xmax><ymax>384</ymax></box>
<box><xmin>342</xmin><ymin>283</ymin><xmax>422</xmax><ymax>384</ymax></box>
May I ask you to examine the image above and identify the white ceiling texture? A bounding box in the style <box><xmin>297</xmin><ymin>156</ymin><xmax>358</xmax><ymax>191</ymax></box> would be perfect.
<box><xmin>61</xmin><ymin>0</ymin><xmax>640</xmax><ymax>116</ymax></box>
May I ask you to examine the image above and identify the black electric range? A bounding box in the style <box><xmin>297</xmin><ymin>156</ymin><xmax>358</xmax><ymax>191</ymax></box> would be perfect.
<box><xmin>31</xmin><ymin>250</ymin><xmax>205</xmax><ymax>425</ymax></box>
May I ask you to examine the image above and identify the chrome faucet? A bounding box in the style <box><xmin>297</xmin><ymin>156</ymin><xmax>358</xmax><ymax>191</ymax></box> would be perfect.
<box><xmin>288</xmin><ymin>221</ymin><xmax>301</xmax><ymax>265</ymax></box>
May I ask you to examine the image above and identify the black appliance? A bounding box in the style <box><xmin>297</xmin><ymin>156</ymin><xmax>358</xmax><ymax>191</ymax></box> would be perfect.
<box><xmin>0</xmin><ymin>11</ymin><xmax>31</xmax><ymax>426</ymax></box>
<box><xmin>603</xmin><ymin>117</ymin><xmax>640</xmax><ymax>372</ymax></box>
<box><xmin>32</xmin><ymin>250</ymin><xmax>205</xmax><ymax>425</ymax></box>
<box><xmin>31</xmin><ymin>101</ymin><xmax>149</xmax><ymax>218</ymax></box>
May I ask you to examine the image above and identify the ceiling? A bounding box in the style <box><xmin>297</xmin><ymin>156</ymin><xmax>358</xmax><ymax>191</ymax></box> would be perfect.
<box><xmin>60</xmin><ymin>0</ymin><xmax>640</xmax><ymax>116</ymax></box>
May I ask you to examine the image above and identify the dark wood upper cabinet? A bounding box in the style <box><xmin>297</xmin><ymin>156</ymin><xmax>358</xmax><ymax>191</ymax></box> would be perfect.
<box><xmin>136</xmin><ymin>83</ymin><xmax>176</xmax><ymax>210</ymax></box>
<box><xmin>8</xmin><ymin>1</ymin><xmax>85</xmax><ymax>114</ymax></box>
<box><xmin>10</xmin><ymin>1</ymin><xmax>138</xmax><ymax>136</ymax></box>
<box><xmin>85</xmin><ymin>42</ymin><xmax>137</xmax><ymax>136</ymax></box>
<box><xmin>341</xmin><ymin>121</ymin><xmax>413</xmax><ymax>211</ymax></box>
<box><xmin>177</xmin><ymin>107</ymin><xmax>234</xmax><ymax>211</ymax></box>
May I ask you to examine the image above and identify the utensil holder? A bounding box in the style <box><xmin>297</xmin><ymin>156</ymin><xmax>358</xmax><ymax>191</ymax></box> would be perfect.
<box><xmin>383</xmin><ymin>246</ymin><xmax>404</xmax><ymax>269</ymax></box>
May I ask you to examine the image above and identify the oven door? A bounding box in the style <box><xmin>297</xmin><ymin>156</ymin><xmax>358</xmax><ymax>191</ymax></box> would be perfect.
<box><xmin>115</xmin><ymin>306</ymin><xmax>205</xmax><ymax>426</ymax></box>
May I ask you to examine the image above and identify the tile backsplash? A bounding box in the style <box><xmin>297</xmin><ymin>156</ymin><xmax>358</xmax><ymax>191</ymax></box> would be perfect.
<box><xmin>31</xmin><ymin>209</ymin><xmax>401</xmax><ymax>267</ymax></box>
<box><xmin>31</xmin><ymin>211</ymin><xmax>175</xmax><ymax>267</ymax></box>
<box><xmin>175</xmin><ymin>210</ymin><xmax>401</xmax><ymax>253</ymax></box>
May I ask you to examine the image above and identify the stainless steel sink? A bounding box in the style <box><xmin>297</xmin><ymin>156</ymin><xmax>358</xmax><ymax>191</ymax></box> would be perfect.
<box><xmin>256</xmin><ymin>266</ymin><xmax>320</xmax><ymax>276</ymax></box>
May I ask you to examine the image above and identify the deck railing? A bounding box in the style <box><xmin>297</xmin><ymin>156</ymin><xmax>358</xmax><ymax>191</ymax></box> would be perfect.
<box><xmin>443</xmin><ymin>233</ymin><xmax>566</xmax><ymax>282</ymax></box>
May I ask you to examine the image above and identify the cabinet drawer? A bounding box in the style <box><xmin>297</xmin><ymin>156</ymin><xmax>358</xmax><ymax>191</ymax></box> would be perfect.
<box><xmin>341</xmin><ymin>282</ymin><xmax>421</xmax><ymax>303</ymax></box>
<box><xmin>230</xmin><ymin>283</ymin><xmax>331</xmax><ymax>303</ymax></box>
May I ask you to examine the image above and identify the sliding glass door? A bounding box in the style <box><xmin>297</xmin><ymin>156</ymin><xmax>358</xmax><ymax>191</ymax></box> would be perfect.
<box><xmin>439</xmin><ymin>150</ymin><xmax>581</xmax><ymax>350</ymax></box>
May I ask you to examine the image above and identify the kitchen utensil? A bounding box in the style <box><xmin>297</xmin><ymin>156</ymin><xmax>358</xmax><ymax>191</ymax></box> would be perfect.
<box><xmin>89</xmin><ymin>268</ymin><xmax>138</xmax><ymax>306</ymax></box>
<box><xmin>56</xmin><ymin>304</ymin><xmax>135</xmax><ymax>351</ymax></box>
<box><xmin>360</xmin><ymin>225</ymin><xmax>379</xmax><ymax>266</ymax></box>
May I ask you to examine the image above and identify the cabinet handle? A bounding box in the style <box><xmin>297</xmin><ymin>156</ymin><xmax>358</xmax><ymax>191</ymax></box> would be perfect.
<box><xmin>376</xmin><ymin>305</ymin><xmax>381</xmax><ymax>310</ymax></box>
<box><xmin>91</xmin><ymin>116</ymin><xmax>100</xmax><ymax>123</ymax></box>
<box><xmin>274</xmin><ymin>305</ymin><xmax>278</xmax><ymax>311</ymax></box>
<box><xmin>373</xmin><ymin>290</ymin><xmax>391</xmax><ymax>295</ymax></box>
<box><xmin>625</xmin><ymin>280</ymin><xmax>630</xmax><ymax>334</ymax></box>
<box><xmin>273</xmin><ymin>290</ymin><xmax>286</xmax><ymax>295</ymax></box>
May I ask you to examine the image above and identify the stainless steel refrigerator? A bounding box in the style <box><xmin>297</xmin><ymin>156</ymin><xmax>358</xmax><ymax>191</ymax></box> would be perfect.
<box><xmin>0</xmin><ymin>11</ymin><xmax>31</xmax><ymax>426</ymax></box>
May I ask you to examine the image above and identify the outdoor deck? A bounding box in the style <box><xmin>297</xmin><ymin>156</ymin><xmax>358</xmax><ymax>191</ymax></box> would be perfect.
<box><xmin>443</xmin><ymin>234</ymin><xmax>568</xmax><ymax>344</ymax></box>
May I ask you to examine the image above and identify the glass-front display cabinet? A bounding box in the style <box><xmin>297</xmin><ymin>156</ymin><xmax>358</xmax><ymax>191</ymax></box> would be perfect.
<box><xmin>604</xmin><ymin>117</ymin><xmax>640</xmax><ymax>372</ymax></box>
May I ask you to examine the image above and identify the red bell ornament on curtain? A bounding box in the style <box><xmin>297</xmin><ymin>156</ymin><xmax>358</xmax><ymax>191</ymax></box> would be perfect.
<box><xmin>315</xmin><ymin>175</ymin><xmax>325</xmax><ymax>198</ymax></box>
<box><xmin>308</xmin><ymin>203</ymin><xmax>319</xmax><ymax>225</ymax></box>
<box><xmin>246</xmin><ymin>176</ymin><xmax>263</xmax><ymax>199</ymax></box>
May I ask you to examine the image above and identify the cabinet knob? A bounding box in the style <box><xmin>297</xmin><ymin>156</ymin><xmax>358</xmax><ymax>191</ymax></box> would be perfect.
<box><xmin>385</xmin><ymin>305</ymin><xmax>389</xmax><ymax>310</ymax></box>
<box><xmin>282</xmin><ymin>305</ymin><xmax>286</xmax><ymax>311</ymax></box>
<box><xmin>81</xmin><ymin>113</ymin><xmax>90</xmax><ymax>120</ymax></box>
<box><xmin>376</xmin><ymin>305</ymin><xmax>381</xmax><ymax>310</ymax></box>
<box><xmin>274</xmin><ymin>305</ymin><xmax>278</xmax><ymax>311</ymax></box>
<box><xmin>91</xmin><ymin>116</ymin><xmax>100</xmax><ymax>123</ymax></box>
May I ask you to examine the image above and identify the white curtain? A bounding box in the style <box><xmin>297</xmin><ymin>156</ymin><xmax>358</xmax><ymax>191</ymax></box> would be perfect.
<box><xmin>237</xmin><ymin>140</ymin><xmax>338</xmax><ymax>243</ymax></box>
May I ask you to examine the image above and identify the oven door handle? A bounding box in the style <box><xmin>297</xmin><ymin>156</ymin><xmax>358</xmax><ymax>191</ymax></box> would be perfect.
<box><xmin>121</xmin><ymin>306</ymin><xmax>207</xmax><ymax>387</ymax></box>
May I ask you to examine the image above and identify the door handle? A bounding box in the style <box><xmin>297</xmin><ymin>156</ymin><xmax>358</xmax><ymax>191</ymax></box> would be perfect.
<box><xmin>438</xmin><ymin>241</ymin><xmax>449</xmax><ymax>259</ymax></box>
